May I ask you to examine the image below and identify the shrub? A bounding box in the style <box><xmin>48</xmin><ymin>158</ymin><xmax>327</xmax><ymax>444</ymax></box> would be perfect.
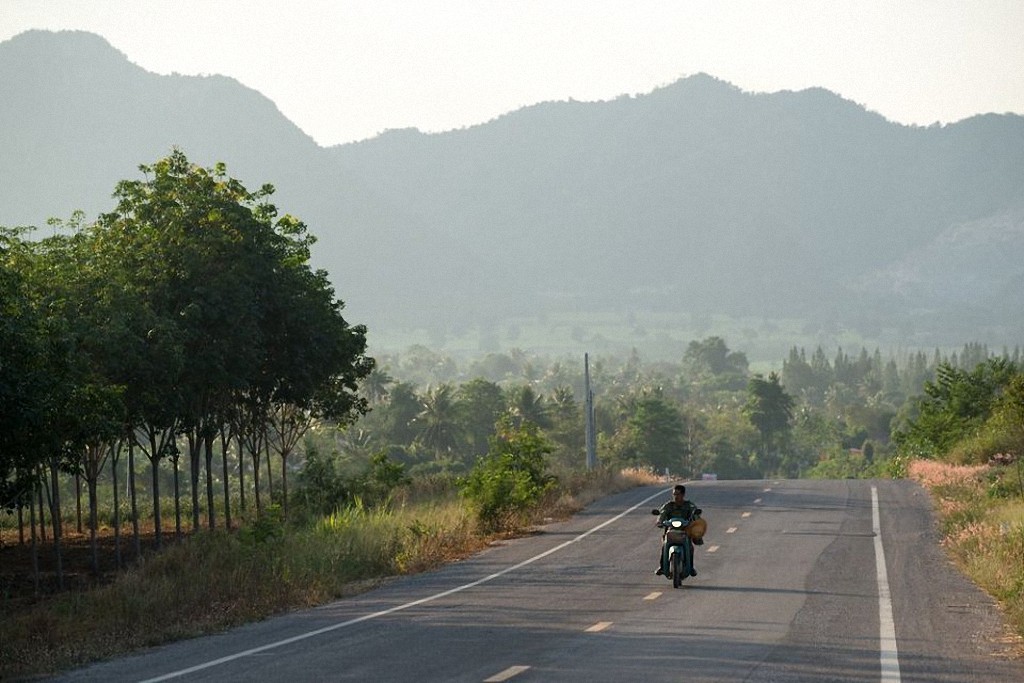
<box><xmin>459</xmin><ymin>418</ymin><xmax>556</xmax><ymax>531</ymax></box>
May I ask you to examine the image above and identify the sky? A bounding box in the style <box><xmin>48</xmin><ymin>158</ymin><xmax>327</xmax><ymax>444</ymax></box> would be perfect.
<box><xmin>3</xmin><ymin>1</ymin><xmax>1024</xmax><ymax>147</ymax></box>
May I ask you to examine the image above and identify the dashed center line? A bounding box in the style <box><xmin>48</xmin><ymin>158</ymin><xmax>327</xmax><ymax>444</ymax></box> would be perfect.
<box><xmin>753</xmin><ymin>498</ymin><xmax>762</xmax><ymax>504</ymax></box>
<box><xmin>726</xmin><ymin>526</ymin><xmax>738</xmax><ymax>534</ymax></box>
<box><xmin>484</xmin><ymin>665</ymin><xmax>531</xmax><ymax>682</ymax></box>
<box><xmin>741</xmin><ymin>512</ymin><xmax>751</xmax><ymax>518</ymax></box>
<box><xmin>644</xmin><ymin>591</ymin><xmax>662</xmax><ymax>600</ymax></box>
<box><xmin>586</xmin><ymin>621</ymin><xmax>613</xmax><ymax>633</ymax></box>
<box><xmin>706</xmin><ymin>545</ymin><xmax>720</xmax><ymax>553</ymax></box>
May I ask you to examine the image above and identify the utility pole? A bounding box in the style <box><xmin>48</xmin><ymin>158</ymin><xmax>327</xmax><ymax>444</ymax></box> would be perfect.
<box><xmin>584</xmin><ymin>353</ymin><xmax>597</xmax><ymax>470</ymax></box>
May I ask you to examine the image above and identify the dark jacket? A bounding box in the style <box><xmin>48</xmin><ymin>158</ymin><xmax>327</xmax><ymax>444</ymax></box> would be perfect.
<box><xmin>658</xmin><ymin>499</ymin><xmax>698</xmax><ymax>524</ymax></box>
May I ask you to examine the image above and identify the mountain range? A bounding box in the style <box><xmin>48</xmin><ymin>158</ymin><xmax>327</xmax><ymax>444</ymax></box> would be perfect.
<box><xmin>2</xmin><ymin>30</ymin><xmax>1023</xmax><ymax>361</ymax></box>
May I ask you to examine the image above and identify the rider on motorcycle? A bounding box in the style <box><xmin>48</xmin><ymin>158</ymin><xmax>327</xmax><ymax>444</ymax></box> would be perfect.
<box><xmin>655</xmin><ymin>484</ymin><xmax>701</xmax><ymax>576</ymax></box>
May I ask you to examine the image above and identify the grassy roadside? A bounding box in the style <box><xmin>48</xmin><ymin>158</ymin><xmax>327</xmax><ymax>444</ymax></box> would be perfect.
<box><xmin>908</xmin><ymin>459</ymin><xmax>1024</xmax><ymax>652</ymax></box>
<box><xmin>0</xmin><ymin>468</ymin><xmax>662</xmax><ymax>679</ymax></box>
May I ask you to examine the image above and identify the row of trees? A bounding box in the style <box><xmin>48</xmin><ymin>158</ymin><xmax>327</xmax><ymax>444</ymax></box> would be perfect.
<box><xmin>894</xmin><ymin>357</ymin><xmax>1024</xmax><ymax>464</ymax></box>
<box><xmin>0</xmin><ymin>151</ymin><xmax>373</xmax><ymax>582</ymax></box>
<box><xmin>336</xmin><ymin>338</ymin><xmax>1021</xmax><ymax>487</ymax></box>
<box><xmin>330</xmin><ymin>338</ymin><xmax>981</xmax><ymax>485</ymax></box>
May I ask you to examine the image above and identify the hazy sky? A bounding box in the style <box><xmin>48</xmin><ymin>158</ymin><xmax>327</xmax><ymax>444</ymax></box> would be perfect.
<box><xmin>4</xmin><ymin>1</ymin><xmax>1023</xmax><ymax>146</ymax></box>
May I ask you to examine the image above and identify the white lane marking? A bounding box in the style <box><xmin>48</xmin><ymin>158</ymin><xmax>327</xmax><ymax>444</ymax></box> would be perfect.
<box><xmin>764</xmin><ymin>487</ymin><xmax>772</xmax><ymax>492</ymax></box>
<box><xmin>872</xmin><ymin>486</ymin><xmax>901</xmax><ymax>682</ymax></box>
<box><xmin>706</xmin><ymin>545</ymin><xmax>719</xmax><ymax>553</ymax></box>
<box><xmin>741</xmin><ymin>512</ymin><xmax>751</xmax><ymax>518</ymax></box>
<box><xmin>484</xmin><ymin>665</ymin><xmax>531</xmax><ymax>682</ymax></box>
<box><xmin>644</xmin><ymin>591</ymin><xmax>662</xmax><ymax>600</ymax></box>
<box><xmin>726</xmin><ymin>526</ymin><xmax>738</xmax><ymax>534</ymax></box>
<box><xmin>753</xmin><ymin>498</ymin><xmax>762</xmax><ymax>504</ymax></box>
<box><xmin>586</xmin><ymin>621</ymin><xmax>613</xmax><ymax>633</ymax></box>
<box><xmin>139</xmin><ymin>487</ymin><xmax>675</xmax><ymax>682</ymax></box>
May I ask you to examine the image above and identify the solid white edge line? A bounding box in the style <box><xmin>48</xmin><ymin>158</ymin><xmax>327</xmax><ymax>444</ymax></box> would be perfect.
<box><xmin>139</xmin><ymin>486</ymin><xmax>675</xmax><ymax>682</ymax></box>
<box><xmin>872</xmin><ymin>485</ymin><xmax>901</xmax><ymax>682</ymax></box>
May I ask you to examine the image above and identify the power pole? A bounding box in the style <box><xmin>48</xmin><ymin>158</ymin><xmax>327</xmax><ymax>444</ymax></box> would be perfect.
<box><xmin>584</xmin><ymin>353</ymin><xmax>597</xmax><ymax>470</ymax></box>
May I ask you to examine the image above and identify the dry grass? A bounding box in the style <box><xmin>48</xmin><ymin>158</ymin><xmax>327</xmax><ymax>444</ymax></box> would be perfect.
<box><xmin>909</xmin><ymin>458</ymin><xmax>1024</xmax><ymax>653</ymax></box>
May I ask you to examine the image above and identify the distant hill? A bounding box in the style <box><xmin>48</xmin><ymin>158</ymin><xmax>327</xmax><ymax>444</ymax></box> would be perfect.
<box><xmin>3</xmin><ymin>30</ymin><xmax>1023</xmax><ymax>359</ymax></box>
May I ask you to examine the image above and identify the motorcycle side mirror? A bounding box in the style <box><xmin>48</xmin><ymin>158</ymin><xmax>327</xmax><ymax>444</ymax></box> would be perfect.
<box><xmin>695</xmin><ymin>508</ymin><xmax>703</xmax><ymax>515</ymax></box>
<box><xmin>650</xmin><ymin>509</ymin><xmax>660</xmax><ymax>515</ymax></box>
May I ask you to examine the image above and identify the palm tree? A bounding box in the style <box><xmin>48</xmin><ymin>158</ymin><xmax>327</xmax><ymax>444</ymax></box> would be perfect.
<box><xmin>361</xmin><ymin>368</ymin><xmax>395</xmax><ymax>406</ymax></box>
<box><xmin>507</xmin><ymin>385</ymin><xmax>551</xmax><ymax>429</ymax></box>
<box><xmin>414</xmin><ymin>384</ymin><xmax>464</xmax><ymax>459</ymax></box>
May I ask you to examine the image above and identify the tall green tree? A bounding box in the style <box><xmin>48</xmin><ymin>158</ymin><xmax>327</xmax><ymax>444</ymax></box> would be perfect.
<box><xmin>682</xmin><ymin>336</ymin><xmax>750</xmax><ymax>391</ymax></box>
<box><xmin>895</xmin><ymin>358</ymin><xmax>1018</xmax><ymax>459</ymax></box>
<box><xmin>744</xmin><ymin>372</ymin><xmax>794</xmax><ymax>476</ymax></box>
<box><xmin>414</xmin><ymin>384</ymin><xmax>464</xmax><ymax>465</ymax></box>
<box><xmin>0</xmin><ymin>229</ymin><xmax>46</xmax><ymax>515</ymax></box>
<box><xmin>457</xmin><ymin>378</ymin><xmax>506</xmax><ymax>458</ymax></box>
<box><xmin>606</xmin><ymin>392</ymin><xmax>687</xmax><ymax>473</ymax></box>
<box><xmin>95</xmin><ymin>150</ymin><xmax>372</xmax><ymax>524</ymax></box>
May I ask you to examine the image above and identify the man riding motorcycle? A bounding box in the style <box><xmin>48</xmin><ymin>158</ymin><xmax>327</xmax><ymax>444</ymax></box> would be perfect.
<box><xmin>655</xmin><ymin>484</ymin><xmax>702</xmax><ymax>577</ymax></box>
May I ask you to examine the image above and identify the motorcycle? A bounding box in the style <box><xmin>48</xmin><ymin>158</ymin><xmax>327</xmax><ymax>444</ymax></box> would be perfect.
<box><xmin>651</xmin><ymin>508</ymin><xmax>703</xmax><ymax>588</ymax></box>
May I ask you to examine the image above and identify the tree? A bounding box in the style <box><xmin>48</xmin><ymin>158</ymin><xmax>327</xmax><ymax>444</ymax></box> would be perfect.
<box><xmin>682</xmin><ymin>336</ymin><xmax>749</xmax><ymax>391</ymax></box>
<box><xmin>607</xmin><ymin>393</ymin><xmax>687</xmax><ymax>472</ymax></box>
<box><xmin>744</xmin><ymin>372</ymin><xmax>794</xmax><ymax>476</ymax></box>
<box><xmin>96</xmin><ymin>150</ymin><xmax>372</xmax><ymax>523</ymax></box>
<box><xmin>895</xmin><ymin>358</ymin><xmax>1017</xmax><ymax>459</ymax></box>
<box><xmin>545</xmin><ymin>386</ymin><xmax>584</xmax><ymax>469</ymax></box>
<box><xmin>507</xmin><ymin>385</ymin><xmax>551</xmax><ymax>429</ymax></box>
<box><xmin>414</xmin><ymin>384</ymin><xmax>464</xmax><ymax>467</ymax></box>
<box><xmin>457</xmin><ymin>379</ymin><xmax>506</xmax><ymax>458</ymax></box>
<box><xmin>459</xmin><ymin>418</ymin><xmax>555</xmax><ymax>531</ymax></box>
<box><xmin>0</xmin><ymin>231</ymin><xmax>46</xmax><ymax>514</ymax></box>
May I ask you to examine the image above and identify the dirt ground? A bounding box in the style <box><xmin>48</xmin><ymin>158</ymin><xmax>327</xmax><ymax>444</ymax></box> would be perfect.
<box><xmin>1</xmin><ymin>525</ymin><xmax>169</xmax><ymax>607</ymax></box>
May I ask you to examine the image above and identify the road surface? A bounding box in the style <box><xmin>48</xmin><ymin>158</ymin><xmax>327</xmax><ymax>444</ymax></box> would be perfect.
<box><xmin>52</xmin><ymin>479</ymin><xmax>1024</xmax><ymax>682</ymax></box>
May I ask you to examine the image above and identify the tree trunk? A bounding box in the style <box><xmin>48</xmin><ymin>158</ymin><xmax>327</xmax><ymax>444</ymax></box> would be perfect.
<box><xmin>251</xmin><ymin>437</ymin><xmax>262</xmax><ymax>516</ymax></box>
<box><xmin>204</xmin><ymin>430</ymin><xmax>216</xmax><ymax>530</ymax></box>
<box><xmin>75</xmin><ymin>472</ymin><xmax>83</xmax><ymax>534</ymax></box>
<box><xmin>264</xmin><ymin>431</ymin><xmax>273</xmax><ymax>505</ymax></box>
<box><xmin>17</xmin><ymin>495</ymin><xmax>25</xmax><ymax>545</ymax></box>
<box><xmin>36</xmin><ymin>464</ymin><xmax>46</xmax><ymax>542</ymax></box>
<box><xmin>281</xmin><ymin>448</ymin><xmax>289</xmax><ymax>520</ymax></box>
<box><xmin>145</xmin><ymin>433</ymin><xmax>163</xmax><ymax>550</ymax></box>
<box><xmin>220</xmin><ymin>425</ymin><xmax>232</xmax><ymax>530</ymax></box>
<box><xmin>128</xmin><ymin>440</ymin><xmax>141</xmax><ymax>559</ymax></box>
<box><xmin>172</xmin><ymin>456</ymin><xmax>182</xmax><ymax>539</ymax></box>
<box><xmin>111</xmin><ymin>441</ymin><xmax>122</xmax><ymax>569</ymax></box>
<box><xmin>88</xmin><ymin>476</ymin><xmax>100</xmax><ymax>576</ymax></box>
<box><xmin>48</xmin><ymin>455</ymin><xmax>64</xmax><ymax>590</ymax></box>
<box><xmin>238</xmin><ymin>429</ymin><xmax>247</xmax><ymax>513</ymax></box>
<box><xmin>29</xmin><ymin>485</ymin><xmax>40</xmax><ymax>597</ymax></box>
<box><xmin>188</xmin><ymin>430</ymin><xmax>202</xmax><ymax>532</ymax></box>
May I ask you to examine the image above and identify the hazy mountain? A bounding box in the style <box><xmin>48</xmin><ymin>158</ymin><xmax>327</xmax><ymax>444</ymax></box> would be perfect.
<box><xmin>3</xmin><ymin>30</ymin><xmax>1023</xmax><ymax>358</ymax></box>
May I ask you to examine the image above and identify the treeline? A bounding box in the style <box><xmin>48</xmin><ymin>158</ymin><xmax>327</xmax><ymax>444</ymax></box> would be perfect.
<box><xmin>0</xmin><ymin>151</ymin><xmax>373</xmax><ymax>586</ymax></box>
<box><xmin>338</xmin><ymin>337</ymin><xmax>1022</xmax><ymax>484</ymax></box>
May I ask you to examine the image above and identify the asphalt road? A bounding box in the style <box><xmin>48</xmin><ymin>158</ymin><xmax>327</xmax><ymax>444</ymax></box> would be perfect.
<box><xmin>51</xmin><ymin>479</ymin><xmax>1024</xmax><ymax>682</ymax></box>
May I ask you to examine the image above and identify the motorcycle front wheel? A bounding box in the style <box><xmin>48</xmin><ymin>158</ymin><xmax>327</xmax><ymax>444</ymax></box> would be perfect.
<box><xmin>672</xmin><ymin>552</ymin><xmax>683</xmax><ymax>588</ymax></box>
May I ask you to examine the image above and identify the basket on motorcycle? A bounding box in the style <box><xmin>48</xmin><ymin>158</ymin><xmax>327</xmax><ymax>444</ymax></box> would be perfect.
<box><xmin>687</xmin><ymin>517</ymin><xmax>707</xmax><ymax>541</ymax></box>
